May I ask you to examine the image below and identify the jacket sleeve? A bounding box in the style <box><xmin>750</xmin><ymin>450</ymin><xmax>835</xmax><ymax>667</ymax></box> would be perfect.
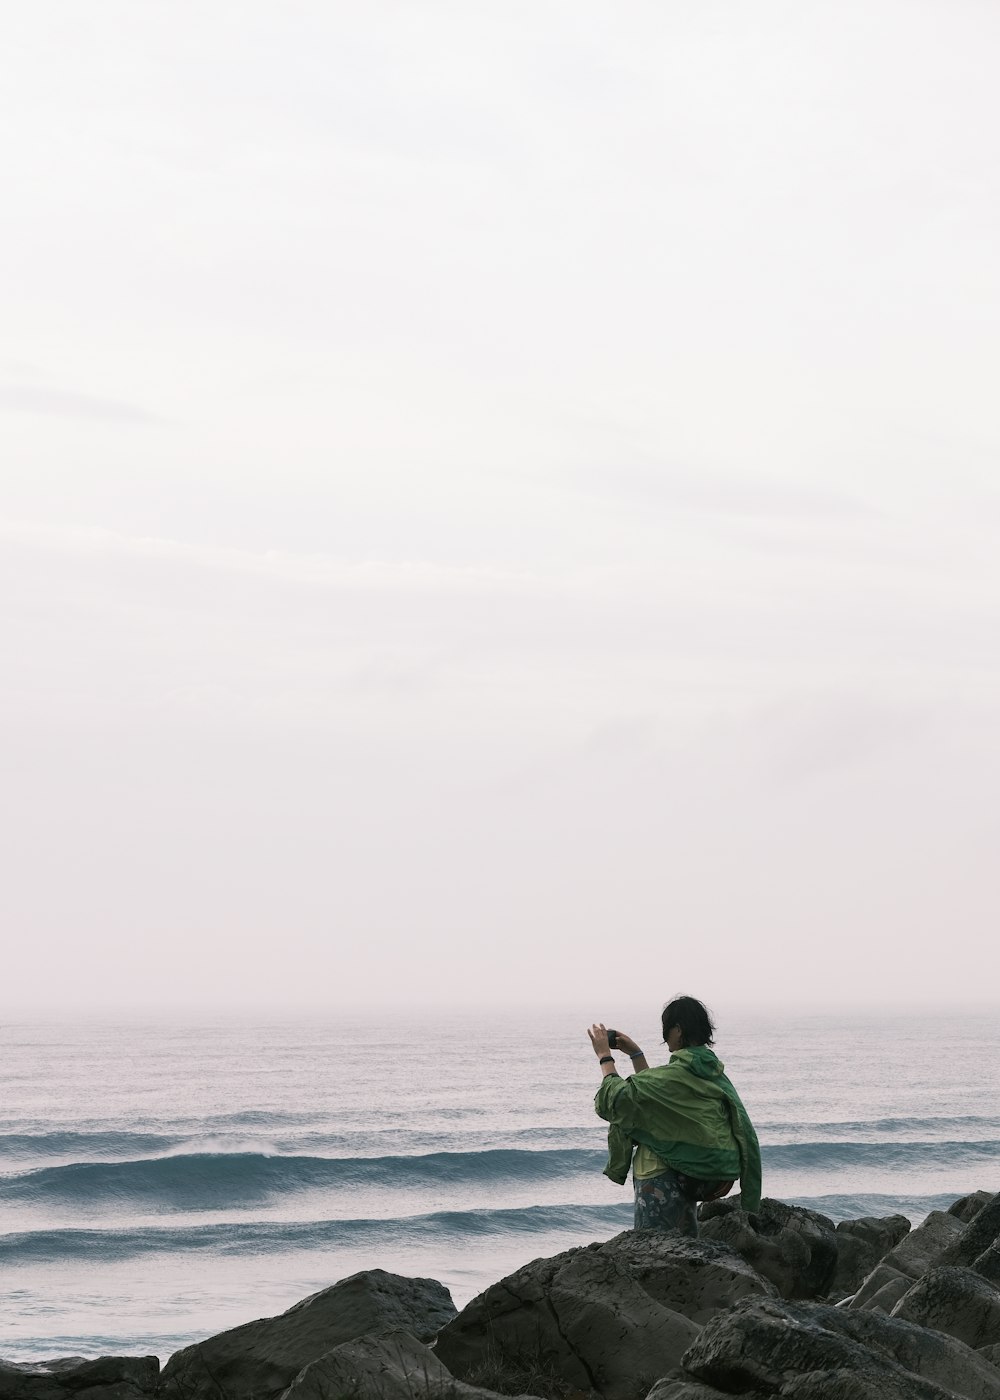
<box><xmin>730</xmin><ymin>1097</ymin><xmax>762</xmax><ymax>1213</ymax></box>
<box><xmin>594</xmin><ymin>1072</ymin><xmax>640</xmax><ymax>1126</ymax></box>
<box><xmin>595</xmin><ymin>1074</ymin><xmax>637</xmax><ymax>1185</ymax></box>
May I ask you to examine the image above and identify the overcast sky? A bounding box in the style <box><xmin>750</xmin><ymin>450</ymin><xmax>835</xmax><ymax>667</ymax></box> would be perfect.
<box><xmin>3</xmin><ymin>1</ymin><xmax>999</xmax><ymax>1011</ymax></box>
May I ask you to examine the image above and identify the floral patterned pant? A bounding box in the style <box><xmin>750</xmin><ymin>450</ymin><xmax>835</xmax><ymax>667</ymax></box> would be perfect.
<box><xmin>633</xmin><ymin>1167</ymin><xmax>699</xmax><ymax>1236</ymax></box>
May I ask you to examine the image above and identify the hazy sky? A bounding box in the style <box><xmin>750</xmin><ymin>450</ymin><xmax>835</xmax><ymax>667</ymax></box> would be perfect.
<box><xmin>3</xmin><ymin>1</ymin><xmax>999</xmax><ymax>1010</ymax></box>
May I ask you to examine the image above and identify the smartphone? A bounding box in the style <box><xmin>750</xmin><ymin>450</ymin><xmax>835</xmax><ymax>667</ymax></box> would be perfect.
<box><xmin>606</xmin><ymin>1029</ymin><xmax>618</xmax><ymax>1050</ymax></box>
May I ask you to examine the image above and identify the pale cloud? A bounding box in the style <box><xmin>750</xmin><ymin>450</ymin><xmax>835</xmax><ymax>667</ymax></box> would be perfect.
<box><xmin>2</xmin><ymin>0</ymin><xmax>999</xmax><ymax>1008</ymax></box>
<box><xmin>563</xmin><ymin>460</ymin><xmax>874</xmax><ymax>523</ymax></box>
<box><xmin>748</xmin><ymin>694</ymin><xmax>940</xmax><ymax>785</ymax></box>
<box><xmin>0</xmin><ymin>384</ymin><xmax>160</xmax><ymax>424</ymax></box>
<box><xmin>0</xmin><ymin>519</ymin><xmax>551</xmax><ymax>597</ymax></box>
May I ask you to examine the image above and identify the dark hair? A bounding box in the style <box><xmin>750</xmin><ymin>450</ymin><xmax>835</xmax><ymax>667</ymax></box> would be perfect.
<box><xmin>662</xmin><ymin>995</ymin><xmax>715</xmax><ymax>1048</ymax></box>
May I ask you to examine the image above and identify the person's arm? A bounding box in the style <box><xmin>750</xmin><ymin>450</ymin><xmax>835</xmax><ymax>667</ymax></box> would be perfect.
<box><xmin>592</xmin><ymin>1027</ymin><xmax>640</xmax><ymax>1130</ymax></box>
<box><xmin>610</xmin><ymin>1030</ymin><xmax>649</xmax><ymax>1073</ymax></box>
<box><xmin>587</xmin><ymin>1023</ymin><xmax>620</xmax><ymax>1077</ymax></box>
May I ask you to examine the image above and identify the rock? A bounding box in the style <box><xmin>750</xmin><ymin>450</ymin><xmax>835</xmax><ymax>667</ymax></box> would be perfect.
<box><xmin>434</xmin><ymin>1243</ymin><xmax>700</xmax><ymax>1400</ymax></box>
<box><xmin>776</xmin><ymin>1369</ymin><xmax>954</xmax><ymax>1399</ymax></box>
<box><xmin>598</xmin><ymin>1229</ymin><xmax>777</xmax><ymax>1323</ymax></box>
<box><xmin>643</xmin><ymin>1381</ymin><xmax>733</xmax><ymax>1400</ymax></box>
<box><xmin>698</xmin><ymin>1198</ymin><xmax>839</xmax><ymax>1300</ymax></box>
<box><xmin>824</xmin><ymin>1303</ymin><xmax>1000</xmax><ymax>1397</ymax></box>
<box><xmin>892</xmin><ymin>1265</ymin><xmax>1000</xmax><ymax>1350</ymax></box>
<box><xmin>940</xmin><ymin>1196</ymin><xmax>1000</xmax><ymax>1270</ymax></box>
<box><xmin>278</xmin><ymin>1328</ymin><xmax>541</xmax><ymax>1400</ymax></box>
<box><xmin>851</xmin><ymin>1270</ymin><xmax>913</xmax><ymax>1314</ymax></box>
<box><xmin>979</xmin><ymin>1343</ymin><xmax>1000</xmax><ymax>1367</ymax></box>
<box><xmin>978</xmin><ymin>1246</ymin><xmax>1000</xmax><ymax>1287</ymax></box>
<box><xmin>159</xmin><ymin>1270</ymin><xmax>457</xmax><ymax>1400</ymax></box>
<box><xmin>848</xmin><ymin>1208</ymin><xmax>965</xmax><ymax>1307</ymax></box>
<box><xmin>952</xmin><ymin>1193</ymin><xmax>998</xmax><ymax>1225</ymax></box>
<box><xmin>0</xmin><ymin>1356</ymin><xmax>158</xmax><ymax>1400</ymax></box>
<box><xmin>681</xmin><ymin>1295</ymin><xmax>937</xmax><ymax>1397</ymax></box>
<box><xmin>846</xmin><ymin>1260</ymin><xmax>908</xmax><ymax>1309</ymax></box>
<box><xmin>827</xmin><ymin>1214</ymin><xmax>911</xmax><ymax>1299</ymax></box>
<box><xmin>886</xmin><ymin>1209</ymin><xmax>966</xmax><ymax>1276</ymax></box>
<box><xmin>681</xmin><ymin>1293</ymin><xmax>1000</xmax><ymax>1400</ymax></box>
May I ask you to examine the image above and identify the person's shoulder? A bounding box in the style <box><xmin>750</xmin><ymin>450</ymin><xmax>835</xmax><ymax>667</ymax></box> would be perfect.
<box><xmin>632</xmin><ymin>1061</ymin><xmax>675</xmax><ymax>1081</ymax></box>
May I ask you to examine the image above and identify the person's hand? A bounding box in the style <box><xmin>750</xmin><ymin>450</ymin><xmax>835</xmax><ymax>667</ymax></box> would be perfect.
<box><xmin>588</xmin><ymin>1023</ymin><xmax>611</xmax><ymax>1058</ymax></box>
<box><xmin>613</xmin><ymin>1030</ymin><xmax>639</xmax><ymax>1055</ymax></box>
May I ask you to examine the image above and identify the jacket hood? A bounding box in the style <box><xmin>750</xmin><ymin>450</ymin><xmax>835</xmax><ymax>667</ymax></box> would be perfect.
<box><xmin>672</xmin><ymin>1045</ymin><xmax>725</xmax><ymax>1079</ymax></box>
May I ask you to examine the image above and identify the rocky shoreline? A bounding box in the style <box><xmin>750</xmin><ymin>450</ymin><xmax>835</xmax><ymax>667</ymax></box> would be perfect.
<box><xmin>4</xmin><ymin>1190</ymin><xmax>1000</xmax><ymax>1400</ymax></box>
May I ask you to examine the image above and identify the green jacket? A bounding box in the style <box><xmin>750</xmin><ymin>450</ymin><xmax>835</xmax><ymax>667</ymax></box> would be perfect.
<box><xmin>594</xmin><ymin>1046</ymin><xmax>762</xmax><ymax>1212</ymax></box>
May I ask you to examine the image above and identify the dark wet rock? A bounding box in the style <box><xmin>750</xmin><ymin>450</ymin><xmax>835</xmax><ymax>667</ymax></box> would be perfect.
<box><xmin>848</xmin><ymin>1208</ymin><xmax>966</xmax><ymax>1309</ymax></box>
<box><xmin>776</xmin><ymin>1369</ymin><xmax>954</xmax><ymax>1399</ymax></box>
<box><xmin>278</xmin><ymin>1328</ymin><xmax>541</xmax><ymax>1400</ymax></box>
<box><xmin>697</xmin><ymin>1198</ymin><xmax>839</xmax><ymax>1300</ymax></box>
<box><xmin>643</xmin><ymin>1381</ymin><xmax>734</xmax><ymax>1400</ymax></box>
<box><xmin>846</xmin><ymin>1260</ymin><xmax>908</xmax><ymax>1309</ymax></box>
<box><xmin>827</xmin><ymin>1213</ymin><xmax>910</xmax><ymax>1299</ymax></box>
<box><xmin>159</xmin><ymin>1270</ymin><xmax>456</xmax><ymax>1400</ymax></box>
<box><xmin>952</xmin><ymin>1193</ymin><xmax>998</xmax><ymax>1225</ymax></box>
<box><xmin>681</xmin><ymin>1293</ymin><xmax>1000</xmax><ymax>1400</ymax></box>
<box><xmin>434</xmin><ymin>1242</ymin><xmax>699</xmax><ymax>1400</ymax></box>
<box><xmin>821</xmin><ymin>1302</ymin><xmax>1000</xmax><ymax>1396</ymax></box>
<box><xmin>0</xmin><ymin>1356</ymin><xmax>158</xmax><ymax>1400</ymax></box>
<box><xmin>940</xmin><ymin>1196</ymin><xmax>1000</xmax><ymax>1270</ymax></box>
<box><xmin>892</xmin><ymin>1265</ymin><xmax>1000</xmax><ymax>1350</ymax></box>
<box><xmin>977</xmin><ymin>1245</ymin><xmax>1000</xmax><ymax>1287</ymax></box>
<box><xmin>682</xmin><ymin>1295</ymin><xmax>933</xmax><ymax>1396</ymax></box>
<box><xmin>884</xmin><ymin>1208</ymin><xmax>966</xmax><ymax>1276</ymax></box>
<box><xmin>597</xmin><ymin>1229</ymin><xmax>777</xmax><ymax>1323</ymax></box>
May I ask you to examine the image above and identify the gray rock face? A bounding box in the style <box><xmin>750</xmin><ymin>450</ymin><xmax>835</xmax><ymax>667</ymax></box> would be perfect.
<box><xmin>597</xmin><ymin>1230</ymin><xmax>777</xmax><ymax>1323</ymax></box>
<box><xmin>827</xmin><ymin>1214</ymin><xmax>910</xmax><ymax>1299</ymax></box>
<box><xmin>0</xmin><ymin>1356</ymin><xmax>158</xmax><ymax>1400</ymax></box>
<box><xmin>821</xmin><ymin>1302</ymin><xmax>1000</xmax><ymax>1396</ymax></box>
<box><xmin>847</xmin><ymin>1208</ymin><xmax>966</xmax><ymax>1309</ymax></box>
<box><xmin>892</xmin><ymin>1265</ymin><xmax>1000</xmax><ymax>1350</ymax></box>
<box><xmin>940</xmin><ymin>1196</ymin><xmax>1000</xmax><ymax>1270</ymax></box>
<box><xmin>776</xmin><ymin>1369</ymin><xmax>954</xmax><ymax>1400</ymax></box>
<box><xmin>278</xmin><ymin>1328</ymin><xmax>541</xmax><ymax>1400</ymax></box>
<box><xmin>643</xmin><ymin>1381</ymin><xmax>732</xmax><ymax>1400</ymax></box>
<box><xmin>977</xmin><ymin>1246</ymin><xmax>1000</xmax><ymax>1287</ymax></box>
<box><xmin>682</xmin><ymin>1295</ymin><xmax>940</xmax><ymax>1398</ymax></box>
<box><xmin>885</xmin><ymin>1208</ymin><xmax>966</xmax><ymax>1277</ymax></box>
<box><xmin>434</xmin><ymin>1242</ymin><xmax>700</xmax><ymax>1400</ymax></box>
<box><xmin>159</xmin><ymin>1270</ymin><xmax>457</xmax><ymax>1400</ymax></box>
<box><xmin>847</xmin><ymin>1259</ymin><xmax>908</xmax><ymax>1309</ymax></box>
<box><xmin>848</xmin><ymin>1267</ymin><xmax>913</xmax><ymax>1314</ymax></box>
<box><xmin>952</xmin><ymin>1193</ymin><xmax>998</xmax><ymax>1225</ymax></box>
<box><xmin>698</xmin><ymin>1199</ymin><xmax>839</xmax><ymax>1300</ymax></box>
<box><xmin>681</xmin><ymin>1294</ymin><xmax>1000</xmax><ymax>1400</ymax></box>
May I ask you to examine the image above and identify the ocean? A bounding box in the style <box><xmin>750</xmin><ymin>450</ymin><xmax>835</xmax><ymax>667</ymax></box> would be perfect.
<box><xmin>2</xmin><ymin>1006</ymin><xmax>998</xmax><ymax>1363</ymax></box>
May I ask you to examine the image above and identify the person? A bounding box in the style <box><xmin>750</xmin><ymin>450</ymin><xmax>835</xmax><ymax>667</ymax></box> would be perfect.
<box><xmin>588</xmin><ymin>995</ymin><xmax>761</xmax><ymax>1236</ymax></box>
